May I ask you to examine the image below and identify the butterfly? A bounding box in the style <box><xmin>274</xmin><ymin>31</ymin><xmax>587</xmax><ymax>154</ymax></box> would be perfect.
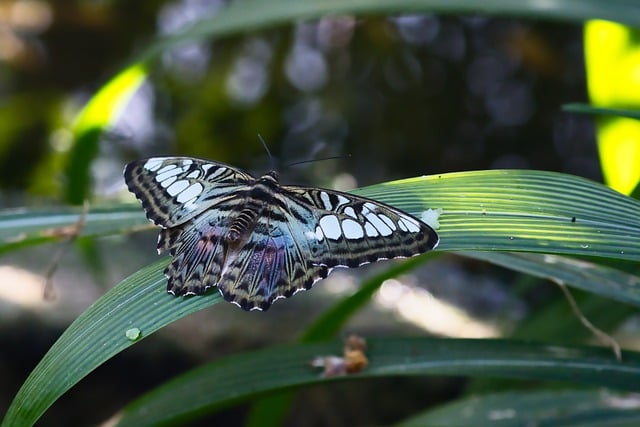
<box><xmin>124</xmin><ymin>157</ymin><xmax>439</xmax><ymax>311</ymax></box>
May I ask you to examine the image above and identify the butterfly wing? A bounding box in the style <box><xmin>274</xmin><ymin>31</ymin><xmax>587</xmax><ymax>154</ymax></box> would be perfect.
<box><xmin>159</xmin><ymin>198</ymin><xmax>329</xmax><ymax>311</ymax></box>
<box><xmin>161</xmin><ymin>208</ymin><xmax>231</xmax><ymax>296</ymax></box>
<box><xmin>124</xmin><ymin>157</ymin><xmax>255</xmax><ymax>228</ymax></box>
<box><xmin>211</xmin><ymin>186</ymin><xmax>439</xmax><ymax>311</ymax></box>
<box><xmin>278</xmin><ymin>186</ymin><xmax>440</xmax><ymax>268</ymax></box>
<box><xmin>126</xmin><ymin>156</ymin><xmax>439</xmax><ymax>312</ymax></box>
<box><xmin>214</xmin><ymin>216</ymin><xmax>330</xmax><ymax>311</ymax></box>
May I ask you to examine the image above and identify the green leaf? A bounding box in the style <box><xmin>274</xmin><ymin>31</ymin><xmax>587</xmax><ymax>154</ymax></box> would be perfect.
<box><xmin>462</xmin><ymin>252</ymin><xmax>640</xmax><ymax>308</ymax></box>
<box><xmin>112</xmin><ymin>339</ymin><xmax>640</xmax><ymax>427</ymax></box>
<box><xmin>249</xmin><ymin>250</ymin><xmax>640</xmax><ymax>425</ymax></box>
<box><xmin>246</xmin><ymin>252</ymin><xmax>438</xmax><ymax>427</ymax></box>
<box><xmin>67</xmin><ymin>63</ymin><xmax>147</xmax><ymax>204</ymax></box>
<box><xmin>563</xmin><ymin>103</ymin><xmax>640</xmax><ymax>120</ymax></box>
<box><xmin>397</xmin><ymin>389</ymin><xmax>640</xmax><ymax>427</ymax></box>
<box><xmin>584</xmin><ymin>20</ymin><xmax>640</xmax><ymax>196</ymax></box>
<box><xmin>134</xmin><ymin>0</ymin><xmax>640</xmax><ymax>65</ymax></box>
<box><xmin>4</xmin><ymin>170</ymin><xmax>640</xmax><ymax>260</ymax></box>
<box><xmin>354</xmin><ymin>169</ymin><xmax>640</xmax><ymax>260</ymax></box>
<box><xmin>1</xmin><ymin>259</ymin><xmax>222</xmax><ymax>427</ymax></box>
<box><xmin>0</xmin><ymin>205</ymin><xmax>150</xmax><ymax>254</ymax></box>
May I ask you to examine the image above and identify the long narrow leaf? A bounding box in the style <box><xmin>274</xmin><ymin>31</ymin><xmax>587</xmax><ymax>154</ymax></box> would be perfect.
<box><xmin>136</xmin><ymin>0</ymin><xmax>640</xmax><ymax>64</ymax></box>
<box><xmin>3</xmin><ymin>170</ymin><xmax>639</xmax><ymax>260</ymax></box>
<box><xmin>463</xmin><ymin>251</ymin><xmax>640</xmax><ymax>308</ymax></box>
<box><xmin>1</xmin><ymin>259</ymin><xmax>222</xmax><ymax>427</ymax></box>
<box><xmin>0</xmin><ymin>205</ymin><xmax>150</xmax><ymax>254</ymax></box>
<box><xmin>355</xmin><ymin>170</ymin><xmax>640</xmax><ymax>260</ymax></box>
<box><xmin>397</xmin><ymin>389</ymin><xmax>640</xmax><ymax>427</ymax></box>
<box><xmin>113</xmin><ymin>338</ymin><xmax>640</xmax><ymax>427</ymax></box>
<box><xmin>246</xmin><ymin>252</ymin><xmax>438</xmax><ymax>427</ymax></box>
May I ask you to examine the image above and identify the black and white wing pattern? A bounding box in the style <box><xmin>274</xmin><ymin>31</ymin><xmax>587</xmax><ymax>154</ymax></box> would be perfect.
<box><xmin>124</xmin><ymin>157</ymin><xmax>255</xmax><ymax>228</ymax></box>
<box><xmin>124</xmin><ymin>157</ymin><xmax>439</xmax><ymax>311</ymax></box>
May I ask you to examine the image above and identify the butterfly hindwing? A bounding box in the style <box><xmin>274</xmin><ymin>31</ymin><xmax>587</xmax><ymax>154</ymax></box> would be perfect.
<box><xmin>159</xmin><ymin>202</ymin><xmax>330</xmax><ymax>310</ymax></box>
<box><xmin>214</xmin><ymin>217</ymin><xmax>330</xmax><ymax>310</ymax></box>
<box><xmin>162</xmin><ymin>211</ymin><xmax>229</xmax><ymax>296</ymax></box>
<box><xmin>125</xmin><ymin>156</ymin><xmax>439</xmax><ymax>311</ymax></box>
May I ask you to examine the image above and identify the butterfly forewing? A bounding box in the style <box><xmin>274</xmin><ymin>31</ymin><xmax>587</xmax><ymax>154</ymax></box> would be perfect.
<box><xmin>124</xmin><ymin>157</ymin><xmax>254</xmax><ymax>227</ymax></box>
<box><xmin>277</xmin><ymin>187</ymin><xmax>439</xmax><ymax>268</ymax></box>
<box><xmin>124</xmin><ymin>156</ymin><xmax>439</xmax><ymax>311</ymax></box>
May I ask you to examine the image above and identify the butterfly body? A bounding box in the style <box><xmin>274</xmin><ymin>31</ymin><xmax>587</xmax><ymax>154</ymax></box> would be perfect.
<box><xmin>125</xmin><ymin>157</ymin><xmax>439</xmax><ymax>311</ymax></box>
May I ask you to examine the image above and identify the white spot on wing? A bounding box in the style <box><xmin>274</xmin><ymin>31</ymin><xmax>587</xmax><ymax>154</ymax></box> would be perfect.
<box><xmin>166</xmin><ymin>180</ymin><xmax>189</xmax><ymax>196</ymax></box>
<box><xmin>156</xmin><ymin>167</ymin><xmax>184</xmax><ymax>183</ymax></box>
<box><xmin>364</xmin><ymin>222</ymin><xmax>379</xmax><ymax>237</ymax></box>
<box><xmin>157</xmin><ymin>164</ymin><xmax>177</xmax><ymax>175</ymax></box>
<box><xmin>177</xmin><ymin>183</ymin><xmax>204</xmax><ymax>203</ymax></box>
<box><xmin>336</xmin><ymin>195</ymin><xmax>349</xmax><ymax>208</ymax></box>
<box><xmin>144</xmin><ymin>158</ymin><xmax>164</xmax><ymax>171</ymax></box>
<box><xmin>342</xmin><ymin>219</ymin><xmax>364</xmax><ymax>239</ymax></box>
<box><xmin>319</xmin><ymin>215</ymin><xmax>341</xmax><ymax>240</ymax></box>
<box><xmin>378</xmin><ymin>214</ymin><xmax>397</xmax><ymax>231</ymax></box>
<box><xmin>398</xmin><ymin>220</ymin><xmax>408</xmax><ymax>232</ymax></box>
<box><xmin>365</xmin><ymin>213</ymin><xmax>392</xmax><ymax>236</ymax></box>
<box><xmin>344</xmin><ymin>207</ymin><xmax>357</xmax><ymax>218</ymax></box>
<box><xmin>186</xmin><ymin>170</ymin><xmax>200</xmax><ymax>179</ymax></box>
<box><xmin>314</xmin><ymin>226</ymin><xmax>325</xmax><ymax>241</ymax></box>
<box><xmin>399</xmin><ymin>215</ymin><xmax>421</xmax><ymax>232</ymax></box>
<box><xmin>320</xmin><ymin>192</ymin><xmax>332</xmax><ymax>210</ymax></box>
<box><xmin>183</xmin><ymin>199</ymin><xmax>199</xmax><ymax>211</ymax></box>
<box><xmin>363</xmin><ymin>202</ymin><xmax>377</xmax><ymax>212</ymax></box>
<box><xmin>160</xmin><ymin>175</ymin><xmax>177</xmax><ymax>188</ymax></box>
<box><xmin>208</xmin><ymin>166</ymin><xmax>225</xmax><ymax>179</ymax></box>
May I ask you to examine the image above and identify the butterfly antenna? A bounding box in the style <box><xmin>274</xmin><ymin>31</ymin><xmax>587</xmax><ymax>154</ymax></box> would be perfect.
<box><xmin>286</xmin><ymin>154</ymin><xmax>352</xmax><ymax>168</ymax></box>
<box><xmin>257</xmin><ymin>134</ymin><xmax>277</xmax><ymax>170</ymax></box>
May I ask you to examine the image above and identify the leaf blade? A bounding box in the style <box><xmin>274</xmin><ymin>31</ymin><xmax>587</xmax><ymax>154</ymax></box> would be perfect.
<box><xmin>398</xmin><ymin>389</ymin><xmax>640</xmax><ymax>427</ymax></box>
<box><xmin>113</xmin><ymin>338</ymin><xmax>640</xmax><ymax>427</ymax></box>
<box><xmin>1</xmin><ymin>259</ymin><xmax>222</xmax><ymax>427</ymax></box>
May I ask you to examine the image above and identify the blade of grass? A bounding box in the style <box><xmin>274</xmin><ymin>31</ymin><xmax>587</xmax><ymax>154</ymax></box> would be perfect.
<box><xmin>246</xmin><ymin>251</ymin><xmax>439</xmax><ymax>427</ymax></box>
<box><xmin>397</xmin><ymin>388</ymin><xmax>640</xmax><ymax>427</ymax></box>
<box><xmin>248</xmin><ymin>250</ymin><xmax>640</xmax><ymax>425</ymax></box>
<box><xmin>0</xmin><ymin>205</ymin><xmax>150</xmax><ymax>255</ymax></box>
<box><xmin>1</xmin><ymin>259</ymin><xmax>222</xmax><ymax>427</ymax></box>
<box><xmin>462</xmin><ymin>252</ymin><xmax>640</xmax><ymax>308</ymax></box>
<box><xmin>356</xmin><ymin>170</ymin><xmax>640</xmax><ymax>260</ymax></box>
<box><xmin>563</xmin><ymin>103</ymin><xmax>640</xmax><ymax>120</ymax></box>
<box><xmin>113</xmin><ymin>338</ymin><xmax>640</xmax><ymax>427</ymax></box>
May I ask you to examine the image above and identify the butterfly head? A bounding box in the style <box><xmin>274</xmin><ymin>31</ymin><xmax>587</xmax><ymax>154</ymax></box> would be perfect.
<box><xmin>265</xmin><ymin>170</ymin><xmax>279</xmax><ymax>182</ymax></box>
